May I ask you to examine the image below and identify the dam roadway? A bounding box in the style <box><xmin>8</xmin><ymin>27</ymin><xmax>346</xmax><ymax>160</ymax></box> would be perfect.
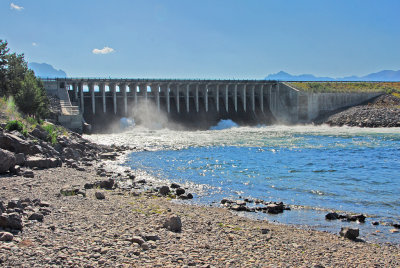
<box><xmin>43</xmin><ymin>78</ymin><xmax>382</xmax><ymax>131</ymax></box>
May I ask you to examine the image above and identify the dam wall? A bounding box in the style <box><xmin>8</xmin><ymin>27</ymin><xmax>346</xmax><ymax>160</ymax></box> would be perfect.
<box><xmin>42</xmin><ymin>78</ymin><xmax>383</xmax><ymax>131</ymax></box>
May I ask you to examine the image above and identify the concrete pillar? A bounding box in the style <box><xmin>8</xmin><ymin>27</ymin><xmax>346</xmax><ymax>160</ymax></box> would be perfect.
<box><xmin>120</xmin><ymin>84</ymin><xmax>127</xmax><ymax>116</ymax></box>
<box><xmin>79</xmin><ymin>83</ymin><xmax>84</xmax><ymax>113</ymax></box>
<box><xmin>175</xmin><ymin>85</ymin><xmax>180</xmax><ymax>113</ymax></box>
<box><xmin>99</xmin><ymin>83</ymin><xmax>106</xmax><ymax>113</ymax></box>
<box><xmin>204</xmin><ymin>85</ymin><xmax>209</xmax><ymax>112</ymax></box>
<box><xmin>109</xmin><ymin>83</ymin><xmax>117</xmax><ymax>115</ymax></box>
<box><xmin>72</xmin><ymin>83</ymin><xmax>78</xmax><ymax>102</ymax></box>
<box><xmin>224</xmin><ymin>84</ymin><xmax>229</xmax><ymax>112</ymax></box>
<box><xmin>251</xmin><ymin>85</ymin><xmax>255</xmax><ymax>112</ymax></box>
<box><xmin>234</xmin><ymin>84</ymin><xmax>238</xmax><ymax>112</ymax></box>
<box><xmin>154</xmin><ymin>84</ymin><xmax>160</xmax><ymax>112</ymax></box>
<box><xmin>195</xmin><ymin>84</ymin><xmax>199</xmax><ymax>112</ymax></box>
<box><xmin>140</xmin><ymin>84</ymin><xmax>148</xmax><ymax>103</ymax></box>
<box><xmin>129</xmin><ymin>83</ymin><xmax>138</xmax><ymax>106</ymax></box>
<box><xmin>185</xmin><ymin>84</ymin><xmax>190</xmax><ymax>112</ymax></box>
<box><xmin>242</xmin><ymin>85</ymin><xmax>247</xmax><ymax>112</ymax></box>
<box><xmin>259</xmin><ymin>85</ymin><xmax>264</xmax><ymax>113</ymax></box>
<box><xmin>89</xmin><ymin>83</ymin><xmax>95</xmax><ymax>115</ymax></box>
<box><xmin>215</xmin><ymin>84</ymin><xmax>220</xmax><ymax>112</ymax></box>
<box><xmin>166</xmin><ymin>84</ymin><xmax>170</xmax><ymax>113</ymax></box>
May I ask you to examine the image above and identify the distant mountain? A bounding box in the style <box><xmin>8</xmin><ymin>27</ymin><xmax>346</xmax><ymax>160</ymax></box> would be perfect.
<box><xmin>265</xmin><ymin>70</ymin><xmax>400</xmax><ymax>81</ymax></box>
<box><xmin>28</xmin><ymin>62</ymin><xmax>67</xmax><ymax>78</ymax></box>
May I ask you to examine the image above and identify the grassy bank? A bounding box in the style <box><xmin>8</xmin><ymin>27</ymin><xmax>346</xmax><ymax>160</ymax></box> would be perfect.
<box><xmin>289</xmin><ymin>82</ymin><xmax>400</xmax><ymax>94</ymax></box>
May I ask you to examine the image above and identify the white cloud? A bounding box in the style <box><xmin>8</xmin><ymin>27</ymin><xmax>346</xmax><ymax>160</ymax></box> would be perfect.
<box><xmin>32</xmin><ymin>42</ymin><xmax>38</xmax><ymax>47</ymax></box>
<box><xmin>92</xmin><ymin>46</ymin><xmax>115</xmax><ymax>55</ymax></box>
<box><xmin>10</xmin><ymin>3</ymin><xmax>23</xmax><ymax>11</ymax></box>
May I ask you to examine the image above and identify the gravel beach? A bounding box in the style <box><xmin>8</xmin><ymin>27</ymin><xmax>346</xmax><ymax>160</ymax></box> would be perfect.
<box><xmin>1</xmin><ymin>163</ymin><xmax>399</xmax><ymax>267</ymax></box>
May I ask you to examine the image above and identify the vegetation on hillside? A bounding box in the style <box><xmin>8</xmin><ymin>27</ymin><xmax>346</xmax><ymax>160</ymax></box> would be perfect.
<box><xmin>289</xmin><ymin>82</ymin><xmax>400</xmax><ymax>94</ymax></box>
<box><xmin>0</xmin><ymin>40</ymin><xmax>49</xmax><ymax>118</ymax></box>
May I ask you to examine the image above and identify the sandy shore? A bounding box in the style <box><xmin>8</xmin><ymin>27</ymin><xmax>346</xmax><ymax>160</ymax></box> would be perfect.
<box><xmin>1</xmin><ymin>162</ymin><xmax>399</xmax><ymax>267</ymax></box>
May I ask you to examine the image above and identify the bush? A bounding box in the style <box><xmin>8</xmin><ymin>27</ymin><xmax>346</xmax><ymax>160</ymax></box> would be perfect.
<box><xmin>5</xmin><ymin>120</ymin><xmax>28</xmax><ymax>136</ymax></box>
<box><xmin>43</xmin><ymin>124</ymin><xmax>58</xmax><ymax>144</ymax></box>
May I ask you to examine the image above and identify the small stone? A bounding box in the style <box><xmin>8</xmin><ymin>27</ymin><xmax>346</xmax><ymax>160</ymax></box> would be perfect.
<box><xmin>163</xmin><ymin>214</ymin><xmax>182</xmax><ymax>232</ymax></box>
<box><xmin>170</xmin><ymin>183</ymin><xmax>180</xmax><ymax>189</ymax></box>
<box><xmin>390</xmin><ymin>229</ymin><xmax>399</xmax><ymax>233</ymax></box>
<box><xmin>95</xmin><ymin>192</ymin><xmax>105</xmax><ymax>200</ymax></box>
<box><xmin>261</xmin><ymin>229</ymin><xmax>270</xmax><ymax>234</ymax></box>
<box><xmin>144</xmin><ymin>234</ymin><xmax>160</xmax><ymax>241</ymax></box>
<box><xmin>0</xmin><ymin>232</ymin><xmax>14</xmax><ymax>242</ymax></box>
<box><xmin>141</xmin><ymin>242</ymin><xmax>150</xmax><ymax>250</ymax></box>
<box><xmin>28</xmin><ymin>212</ymin><xmax>44</xmax><ymax>222</ymax></box>
<box><xmin>371</xmin><ymin>221</ymin><xmax>379</xmax><ymax>226</ymax></box>
<box><xmin>339</xmin><ymin>227</ymin><xmax>359</xmax><ymax>240</ymax></box>
<box><xmin>325</xmin><ymin>212</ymin><xmax>339</xmax><ymax>220</ymax></box>
<box><xmin>131</xmin><ymin>236</ymin><xmax>145</xmax><ymax>245</ymax></box>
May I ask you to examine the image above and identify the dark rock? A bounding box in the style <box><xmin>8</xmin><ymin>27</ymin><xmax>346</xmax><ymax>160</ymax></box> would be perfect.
<box><xmin>0</xmin><ymin>148</ymin><xmax>16</xmax><ymax>173</ymax></box>
<box><xmin>30</xmin><ymin>126</ymin><xmax>48</xmax><ymax>140</ymax></box>
<box><xmin>99</xmin><ymin>152</ymin><xmax>118</xmax><ymax>160</ymax></box>
<box><xmin>347</xmin><ymin>214</ymin><xmax>366</xmax><ymax>223</ymax></box>
<box><xmin>339</xmin><ymin>227</ymin><xmax>359</xmax><ymax>240</ymax></box>
<box><xmin>261</xmin><ymin>229</ymin><xmax>270</xmax><ymax>234</ymax></box>
<box><xmin>186</xmin><ymin>193</ymin><xmax>193</xmax><ymax>199</ymax></box>
<box><xmin>0</xmin><ymin>213</ymin><xmax>23</xmax><ymax>230</ymax></box>
<box><xmin>0</xmin><ymin>201</ymin><xmax>4</xmax><ymax>214</ymax></box>
<box><xmin>170</xmin><ymin>183</ymin><xmax>180</xmax><ymax>189</ymax></box>
<box><xmin>60</xmin><ymin>186</ymin><xmax>81</xmax><ymax>196</ymax></box>
<box><xmin>236</xmin><ymin>200</ymin><xmax>246</xmax><ymax>206</ymax></box>
<box><xmin>84</xmin><ymin>183</ymin><xmax>95</xmax><ymax>189</ymax></box>
<box><xmin>163</xmin><ymin>215</ymin><xmax>182</xmax><ymax>232</ymax></box>
<box><xmin>9</xmin><ymin>165</ymin><xmax>21</xmax><ymax>175</ymax></box>
<box><xmin>22</xmin><ymin>170</ymin><xmax>34</xmax><ymax>178</ymax></box>
<box><xmin>230</xmin><ymin>205</ymin><xmax>247</xmax><ymax>212</ymax></box>
<box><xmin>325</xmin><ymin>212</ymin><xmax>339</xmax><ymax>220</ymax></box>
<box><xmin>95</xmin><ymin>192</ymin><xmax>105</xmax><ymax>200</ymax></box>
<box><xmin>28</xmin><ymin>212</ymin><xmax>44</xmax><ymax>222</ymax></box>
<box><xmin>159</xmin><ymin>186</ymin><xmax>170</xmax><ymax>196</ymax></box>
<box><xmin>0</xmin><ymin>232</ymin><xmax>14</xmax><ymax>242</ymax></box>
<box><xmin>175</xmin><ymin>188</ymin><xmax>185</xmax><ymax>196</ymax></box>
<box><xmin>14</xmin><ymin>153</ymin><xmax>25</xmax><ymax>165</ymax></box>
<box><xmin>98</xmin><ymin>179</ymin><xmax>114</xmax><ymax>190</ymax></box>
<box><xmin>265</xmin><ymin>203</ymin><xmax>284</xmax><ymax>214</ymax></box>
<box><xmin>221</xmin><ymin>199</ymin><xmax>231</xmax><ymax>205</ymax></box>
<box><xmin>372</xmin><ymin>221</ymin><xmax>379</xmax><ymax>226</ymax></box>
<box><xmin>143</xmin><ymin>234</ymin><xmax>160</xmax><ymax>241</ymax></box>
<box><xmin>392</xmin><ymin>223</ymin><xmax>400</xmax><ymax>229</ymax></box>
<box><xmin>0</xmin><ymin>133</ymin><xmax>41</xmax><ymax>155</ymax></box>
<box><xmin>7</xmin><ymin>199</ymin><xmax>22</xmax><ymax>209</ymax></box>
<box><xmin>137</xmin><ymin>179</ymin><xmax>146</xmax><ymax>184</ymax></box>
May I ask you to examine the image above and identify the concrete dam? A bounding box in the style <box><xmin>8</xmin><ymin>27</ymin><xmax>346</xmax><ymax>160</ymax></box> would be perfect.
<box><xmin>43</xmin><ymin>78</ymin><xmax>381</xmax><ymax>131</ymax></box>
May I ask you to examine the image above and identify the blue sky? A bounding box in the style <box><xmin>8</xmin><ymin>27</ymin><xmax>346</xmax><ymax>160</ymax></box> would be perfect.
<box><xmin>1</xmin><ymin>0</ymin><xmax>400</xmax><ymax>79</ymax></box>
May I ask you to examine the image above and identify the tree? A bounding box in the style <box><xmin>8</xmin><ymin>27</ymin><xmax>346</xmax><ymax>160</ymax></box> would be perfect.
<box><xmin>0</xmin><ymin>40</ymin><xmax>49</xmax><ymax>118</ymax></box>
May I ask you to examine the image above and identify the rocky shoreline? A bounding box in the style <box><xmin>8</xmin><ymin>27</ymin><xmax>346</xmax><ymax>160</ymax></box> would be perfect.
<box><xmin>319</xmin><ymin>94</ymin><xmax>400</xmax><ymax>127</ymax></box>
<box><xmin>0</xmin><ymin>127</ymin><xmax>400</xmax><ymax>266</ymax></box>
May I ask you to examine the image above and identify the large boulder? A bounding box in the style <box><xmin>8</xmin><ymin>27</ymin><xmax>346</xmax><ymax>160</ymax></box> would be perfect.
<box><xmin>0</xmin><ymin>133</ymin><xmax>40</xmax><ymax>155</ymax></box>
<box><xmin>0</xmin><ymin>149</ymin><xmax>16</xmax><ymax>173</ymax></box>
<box><xmin>30</xmin><ymin>126</ymin><xmax>48</xmax><ymax>140</ymax></box>
<box><xmin>0</xmin><ymin>213</ymin><xmax>23</xmax><ymax>230</ymax></box>
<box><xmin>25</xmin><ymin>156</ymin><xmax>62</xmax><ymax>169</ymax></box>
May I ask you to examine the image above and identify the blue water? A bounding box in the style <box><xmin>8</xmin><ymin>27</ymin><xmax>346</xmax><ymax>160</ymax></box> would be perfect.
<box><xmin>87</xmin><ymin>124</ymin><xmax>400</xmax><ymax>243</ymax></box>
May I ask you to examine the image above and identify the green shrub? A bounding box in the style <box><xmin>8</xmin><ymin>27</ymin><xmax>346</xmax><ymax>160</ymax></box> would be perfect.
<box><xmin>43</xmin><ymin>124</ymin><xmax>58</xmax><ymax>144</ymax></box>
<box><xmin>5</xmin><ymin>120</ymin><xmax>24</xmax><ymax>132</ymax></box>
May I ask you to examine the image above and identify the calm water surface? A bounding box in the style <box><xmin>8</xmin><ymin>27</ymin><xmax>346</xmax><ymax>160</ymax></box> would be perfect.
<box><xmin>86</xmin><ymin>124</ymin><xmax>400</xmax><ymax>243</ymax></box>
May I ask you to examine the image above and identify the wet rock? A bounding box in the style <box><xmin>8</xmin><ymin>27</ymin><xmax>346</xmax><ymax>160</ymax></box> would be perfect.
<box><xmin>95</xmin><ymin>192</ymin><xmax>105</xmax><ymax>200</ymax></box>
<box><xmin>0</xmin><ymin>148</ymin><xmax>16</xmax><ymax>173</ymax></box>
<box><xmin>0</xmin><ymin>232</ymin><xmax>14</xmax><ymax>242</ymax></box>
<box><xmin>170</xmin><ymin>183</ymin><xmax>180</xmax><ymax>189</ymax></box>
<box><xmin>159</xmin><ymin>186</ymin><xmax>170</xmax><ymax>196</ymax></box>
<box><xmin>371</xmin><ymin>221</ymin><xmax>379</xmax><ymax>226</ymax></box>
<box><xmin>163</xmin><ymin>215</ymin><xmax>182</xmax><ymax>232</ymax></box>
<box><xmin>175</xmin><ymin>188</ymin><xmax>185</xmax><ymax>196</ymax></box>
<box><xmin>265</xmin><ymin>203</ymin><xmax>284</xmax><ymax>214</ymax></box>
<box><xmin>0</xmin><ymin>213</ymin><xmax>23</xmax><ymax>230</ymax></box>
<box><xmin>221</xmin><ymin>199</ymin><xmax>231</xmax><ymax>205</ymax></box>
<box><xmin>339</xmin><ymin>227</ymin><xmax>359</xmax><ymax>240</ymax></box>
<box><xmin>186</xmin><ymin>193</ymin><xmax>193</xmax><ymax>199</ymax></box>
<box><xmin>347</xmin><ymin>214</ymin><xmax>366</xmax><ymax>223</ymax></box>
<box><xmin>325</xmin><ymin>212</ymin><xmax>339</xmax><ymax>220</ymax></box>
<box><xmin>179</xmin><ymin>193</ymin><xmax>193</xmax><ymax>200</ymax></box>
<box><xmin>391</xmin><ymin>223</ymin><xmax>400</xmax><ymax>229</ymax></box>
<box><xmin>28</xmin><ymin>212</ymin><xmax>44</xmax><ymax>222</ymax></box>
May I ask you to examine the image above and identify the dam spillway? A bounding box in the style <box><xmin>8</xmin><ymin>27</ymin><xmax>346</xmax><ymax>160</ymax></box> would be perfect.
<box><xmin>43</xmin><ymin>78</ymin><xmax>382</xmax><ymax>131</ymax></box>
